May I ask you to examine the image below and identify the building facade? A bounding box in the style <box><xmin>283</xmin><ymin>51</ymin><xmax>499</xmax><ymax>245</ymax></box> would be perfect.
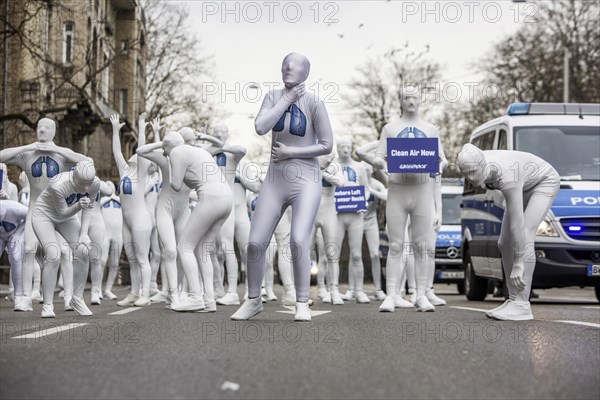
<box><xmin>1</xmin><ymin>0</ymin><xmax>146</xmax><ymax>182</ymax></box>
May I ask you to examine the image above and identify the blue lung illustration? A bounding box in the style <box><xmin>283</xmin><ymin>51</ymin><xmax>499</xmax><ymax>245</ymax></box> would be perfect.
<box><xmin>215</xmin><ymin>153</ymin><xmax>227</xmax><ymax>167</ymax></box>
<box><xmin>102</xmin><ymin>201</ymin><xmax>110</xmax><ymax>208</ymax></box>
<box><xmin>31</xmin><ymin>156</ymin><xmax>60</xmax><ymax>178</ymax></box>
<box><xmin>118</xmin><ymin>177</ymin><xmax>132</xmax><ymax>195</ymax></box>
<box><xmin>273</xmin><ymin>104</ymin><xmax>306</xmax><ymax>137</ymax></box>
<box><xmin>251</xmin><ymin>197</ymin><xmax>258</xmax><ymax>211</ymax></box>
<box><xmin>397</xmin><ymin>127</ymin><xmax>427</xmax><ymax>138</ymax></box>
<box><xmin>343</xmin><ymin>166</ymin><xmax>357</xmax><ymax>183</ymax></box>
<box><xmin>95</xmin><ymin>193</ymin><xmax>100</xmax><ymax>202</ymax></box>
<box><xmin>112</xmin><ymin>200</ymin><xmax>121</xmax><ymax>208</ymax></box>
<box><xmin>1</xmin><ymin>221</ymin><xmax>17</xmax><ymax>233</ymax></box>
<box><xmin>322</xmin><ymin>178</ymin><xmax>332</xmax><ymax>188</ymax></box>
<box><xmin>65</xmin><ymin>192</ymin><xmax>89</xmax><ymax>206</ymax></box>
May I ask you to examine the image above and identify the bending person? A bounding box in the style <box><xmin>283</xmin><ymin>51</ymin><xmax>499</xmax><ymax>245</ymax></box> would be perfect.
<box><xmin>0</xmin><ymin>197</ymin><xmax>28</xmax><ymax>311</ymax></box>
<box><xmin>457</xmin><ymin>144</ymin><xmax>559</xmax><ymax>321</ymax></box>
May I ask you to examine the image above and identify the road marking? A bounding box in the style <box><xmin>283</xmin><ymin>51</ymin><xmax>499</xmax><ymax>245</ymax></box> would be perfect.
<box><xmin>450</xmin><ymin>306</ymin><xmax>489</xmax><ymax>313</ymax></box>
<box><xmin>581</xmin><ymin>306</ymin><xmax>600</xmax><ymax>309</ymax></box>
<box><xmin>108</xmin><ymin>307</ymin><xmax>140</xmax><ymax>315</ymax></box>
<box><xmin>277</xmin><ymin>305</ymin><xmax>332</xmax><ymax>317</ymax></box>
<box><xmin>11</xmin><ymin>323</ymin><xmax>88</xmax><ymax>339</ymax></box>
<box><xmin>554</xmin><ymin>320</ymin><xmax>600</xmax><ymax>329</ymax></box>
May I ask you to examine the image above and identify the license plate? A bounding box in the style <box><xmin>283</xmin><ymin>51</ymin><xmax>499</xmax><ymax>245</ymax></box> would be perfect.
<box><xmin>587</xmin><ymin>264</ymin><xmax>600</xmax><ymax>277</ymax></box>
<box><xmin>438</xmin><ymin>271</ymin><xmax>464</xmax><ymax>279</ymax></box>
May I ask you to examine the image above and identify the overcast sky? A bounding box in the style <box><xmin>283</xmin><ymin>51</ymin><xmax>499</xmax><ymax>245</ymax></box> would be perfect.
<box><xmin>177</xmin><ymin>0</ymin><xmax>533</xmax><ymax>148</ymax></box>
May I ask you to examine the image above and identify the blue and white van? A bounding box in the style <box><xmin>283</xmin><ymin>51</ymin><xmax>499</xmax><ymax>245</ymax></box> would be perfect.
<box><xmin>434</xmin><ymin>181</ymin><xmax>464</xmax><ymax>293</ymax></box>
<box><xmin>461</xmin><ymin>103</ymin><xmax>600</xmax><ymax>302</ymax></box>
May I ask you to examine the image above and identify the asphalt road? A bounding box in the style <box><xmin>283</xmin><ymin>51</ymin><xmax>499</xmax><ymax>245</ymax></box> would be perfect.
<box><xmin>1</xmin><ymin>284</ymin><xmax>598</xmax><ymax>400</ymax></box>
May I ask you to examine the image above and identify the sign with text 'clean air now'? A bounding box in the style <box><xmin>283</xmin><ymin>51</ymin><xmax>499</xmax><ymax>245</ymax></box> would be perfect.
<box><xmin>387</xmin><ymin>138</ymin><xmax>439</xmax><ymax>173</ymax></box>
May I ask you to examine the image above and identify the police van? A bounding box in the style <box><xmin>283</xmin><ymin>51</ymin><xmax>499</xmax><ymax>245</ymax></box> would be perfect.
<box><xmin>461</xmin><ymin>103</ymin><xmax>600</xmax><ymax>302</ymax></box>
<box><xmin>434</xmin><ymin>181</ymin><xmax>464</xmax><ymax>293</ymax></box>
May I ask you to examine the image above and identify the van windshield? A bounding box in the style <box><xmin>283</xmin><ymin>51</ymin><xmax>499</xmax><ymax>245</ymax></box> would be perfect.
<box><xmin>442</xmin><ymin>193</ymin><xmax>462</xmax><ymax>225</ymax></box>
<box><xmin>514</xmin><ymin>126</ymin><xmax>600</xmax><ymax>181</ymax></box>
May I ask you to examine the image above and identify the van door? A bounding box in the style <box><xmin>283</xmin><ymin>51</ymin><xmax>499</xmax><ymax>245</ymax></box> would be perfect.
<box><xmin>463</xmin><ymin>130</ymin><xmax>497</xmax><ymax>277</ymax></box>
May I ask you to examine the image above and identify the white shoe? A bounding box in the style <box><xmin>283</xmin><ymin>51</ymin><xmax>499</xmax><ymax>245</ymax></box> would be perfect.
<box><xmin>103</xmin><ymin>290</ymin><xmax>118</xmax><ymax>300</ymax></box>
<box><xmin>150</xmin><ymin>291</ymin><xmax>168</xmax><ymax>303</ymax></box>
<box><xmin>379</xmin><ymin>296</ymin><xmax>396</xmax><ymax>312</ymax></box>
<box><xmin>5</xmin><ymin>290</ymin><xmax>14</xmax><ymax>302</ymax></box>
<box><xmin>149</xmin><ymin>282</ymin><xmax>159</xmax><ymax>297</ymax></box>
<box><xmin>202</xmin><ymin>299</ymin><xmax>217</xmax><ymax>312</ymax></box>
<box><xmin>231</xmin><ymin>297</ymin><xmax>263</xmax><ymax>320</ymax></box>
<box><xmin>340</xmin><ymin>290</ymin><xmax>354</xmax><ymax>301</ymax></box>
<box><xmin>486</xmin><ymin>300</ymin><xmax>512</xmax><ymax>318</ymax></box>
<box><xmin>215</xmin><ymin>287</ymin><xmax>226</xmax><ymax>299</ymax></box>
<box><xmin>134</xmin><ymin>295</ymin><xmax>151</xmax><ymax>307</ymax></box>
<box><xmin>217</xmin><ymin>292</ymin><xmax>240</xmax><ymax>306</ymax></box>
<box><xmin>64</xmin><ymin>295</ymin><xmax>74</xmax><ymax>311</ymax></box>
<box><xmin>356</xmin><ymin>291</ymin><xmax>371</xmax><ymax>304</ymax></box>
<box><xmin>317</xmin><ymin>287</ymin><xmax>328</xmax><ymax>299</ymax></box>
<box><xmin>426</xmin><ymin>289</ymin><xmax>446</xmax><ymax>306</ymax></box>
<box><xmin>171</xmin><ymin>294</ymin><xmax>205</xmax><ymax>312</ymax></box>
<box><xmin>374</xmin><ymin>290</ymin><xmax>386</xmax><ymax>301</ymax></box>
<box><xmin>58</xmin><ymin>290</ymin><xmax>65</xmax><ymax>298</ymax></box>
<box><xmin>321</xmin><ymin>292</ymin><xmax>331</xmax><ymax>303</ymax></box>
<box><xmin>308</xmin><ymin>299</ymin><xmax>314</xmax><ymax>306</ymax></box>
<box><xmin>117</xmin><ymin>293</ymin><xmax>139</xmax><ymax>307</ymax></box>
<box><xmin>91</xmin><ymin>289</ymin><xmax>101</xmax><ymax>305</ymax></box>
<box><xmin>70</xmin><ymin>296</ymin><xmax>93</xmax><ymax>316</ymax></box>
<box><xmin>16</xmin><ymin>295</ymin><xmax>33</xmax><ymax>312</ymax></box>
<box><xmin>41</xmin><ymin>304</ymin><xmax>56</xmax><ymax>318</ymax></box>
<box><xmin>266</xmin><ymin>290</ymin><xmax>278</xmax><ymax>301</ymax></box>
<box><xmin>294</xmin><ymin>302</ymin><xmax>311</xmax><ymax>322</ymax></box>
<box><xmin>281</xmin><ymin>291</ymin><xmax>296</xmax><ymax>306</ymax></box>
<box><xmin>395</xmin><ymin>296</ymin><xmax>415</xmax><ymax>308</ymax></box>
<box><xmin>167</xmin><ymin>292</ymin><xmax>180</xmax><ymax>309</ymax></box>
<box><xmin>415</xmin><ymin>296</ymin><xmax>435</xmax><ymax>312</ymax></box>
<box><xmin>330</xmin><ymin>289</ymin><xmax>344</xmax><ymax>305</ymax></box>
<box><xmin>30</xmin><ymin>290</ymin><xmax>43</xmax><ymax>303</ymax></box>
<box><xmin>408</xmin><ymin>291</ymin><xmax>417</xmax><ymax>304</ymax></box>
<box><xmin>490</xmin><ymin>300</ymin><xmax>533</xmax><ymax>321</ymax></box>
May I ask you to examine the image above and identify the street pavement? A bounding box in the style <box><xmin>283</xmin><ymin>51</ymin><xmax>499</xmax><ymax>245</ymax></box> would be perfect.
<box><xmin>1</xmin><ymin>284</ymin><xmax>598</xmax><ymax>400</ymax></box>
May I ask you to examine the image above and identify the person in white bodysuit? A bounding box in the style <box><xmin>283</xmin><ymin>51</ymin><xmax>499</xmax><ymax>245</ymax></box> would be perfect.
<box><xmin>313</xmin><ymin>152</ymin><xmax>346</xmax><ymax>304</ymax></box>
<box><xmin>0</xmin><ymin>118</ymin><xmax>91</xmax><ymax>312</ymax></box>
<box><xmin>334</xmin><ymin>138</ymin><xmax>372</xmax><ymax>304</ymax></box>
<box><xmin>136</xmin><ymin>123</ymin><xmax>193</xmax><ymax>308</ymax></box>
<box><xmin>457</xmin><ymin>144</ymin><xmax>560</xmax><ymax>320</ymax></box>
<box><xmin>163</xmin><ymin>132</ymin><xmax>233</xmax><ymax>312</ymax></box>
<box><xmin>100</xmin><ymin>181</ymin><xmax>123</xmax><ymax>300</ymax></box>
<box><xmin>32</xmin><ymin>161</ymin><xmax>100</xmax><ymax>318</ymax></box>
<box><xmin>87</xmin><ymin>181</ymin><xmax>113</xmax><ymax>305</ymax></box>
<box><xmin>145</xmin><ymin>160</ymin><xmax>162</xmax><ymax>298</ymax></box>
<box><xmin>0</xmin><ymin>164</ymin><xmax>19</xmax><ymax>201</ymax></box>
<box><xmin>232</xmin><ymin>52</ymin><xmax>334</xmax><ymax>322</ymax></box>
<box><xmin>111</xmin><ymin>113</ymin><xmax>153</xmax><ymax>307</ymax></box>
<box><xmin>0</xmin><ymin>198</ymin><xmax>28</xmax><ymax>311</ymax></box>
<box><xmin>373</xmin><ymin>90</ymin><xmax>447</xmax><ymax>312</ymax></box>
<box><xmin>204</xmin><ymin>123</ymin><xmax>247</xmax><ymax>306</ymax></box>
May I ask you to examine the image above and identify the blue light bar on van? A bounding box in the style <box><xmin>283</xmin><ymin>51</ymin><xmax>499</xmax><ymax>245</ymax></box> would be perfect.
<box><xmin>568</xmin><ymin>226</ymin><xmax>583</xmax><ymax>232</ymax></box>
<box><xmin>507</xmin><ymin>103</ymin><xmax>531</xmax><ymax>115</ymax></box>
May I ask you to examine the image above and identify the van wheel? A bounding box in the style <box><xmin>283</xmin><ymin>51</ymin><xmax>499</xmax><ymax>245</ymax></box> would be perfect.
<box><xmin>595</xmin><ymin>286</ymin><xmax>600</xmax><ymax>303</ymax></box>
<box><xmin>464</xmin><ymin>248</ymin><xmax>487</xmax><ymax>301</ymax></box>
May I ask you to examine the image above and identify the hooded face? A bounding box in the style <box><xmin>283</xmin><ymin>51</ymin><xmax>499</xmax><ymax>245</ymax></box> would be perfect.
<box><xmin>72</xmin><ymin>160</ymin><xmax>96</xmax><ymax>192</ymax></box>
<box><xmin>162</xmin><ymin>132</ymin><xmax>184</xmax><ymax>156</ymax></box>
<box><xmin>179</xmin><ymin>127</ymin><xmax>195</xmax><ymax>145</ymax></box>
<box><xmin>457</xmin><ymin>144</ymin><xmax>487</xmax><ymax>188</ymax></box>
<box><xmin>281</xmin><ymin>53</ymin><xmax>310</xmax><ymax>88</ymax></box>
<box><xmin>213</xmin><ymin>124</ymin><xmax>229</xmax><ymax>143</ymax></box>
<box><xmin>400</xmin><ymin>92</ymin><xmax>420</xmax><ymax>115</ymax></box>
<box><xmin>36</xmin><ymin>118</ymin><xmax>56</xmax><ymax>143</ymax></box>
<box><xmin>337</xmin><ymin>139</ymin><xmax>352</xmax><ymax>160</ymax></box>
<box><xmin>105</xmin><ymin>181</ymin><xmax>116</xmax><ymax>196</ymax></box>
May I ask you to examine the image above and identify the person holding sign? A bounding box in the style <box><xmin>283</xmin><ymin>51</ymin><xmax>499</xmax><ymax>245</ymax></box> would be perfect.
<box><xmin>373</xmin><ymin>89</ymin><xmax>447</xmax><ymax>312</ymax></box>
<box><xmin>334</xmin><ymin>138</ymin><xmax>372</xmax><ymax>304</ymax></box>
<box><xmin>457</xmin><ymin>144</ymin><xmax>559</xmax><ymax>320</ymax></box>
<box><xmin>231</xmin><ymin>52</ymin><xmax>334</xmax><ymax>322</ymax></box>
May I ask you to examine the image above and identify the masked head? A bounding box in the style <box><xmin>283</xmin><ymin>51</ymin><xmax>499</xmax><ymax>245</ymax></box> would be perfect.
<box><xmin>148</xmin><ymin>162</ymin><xmax>158</xmax><ymax>175</ymax></box>
<box><xmin>457</xmin><ymin>144</ymin><xmax>487</xmax><ymax>188</ymax></box>
<box><xmin>18</xmin><ymin>171</ymin><xmax>29</xmax><ymax>189</ymax></box>
<box><xmin>36</xmin><ymin>118</ymin><xmax>56</xmax><ymax>143</ymax></box>
<box><xmin>337</xmin><ymin>138</ymin><xmax>353</xmax><ymax>160</ymax></box>
<box><xmin>105</xmin><ymin>180</ymin><xmax>116</xmax><ymax>196</ymax></box>
<box><xmin>400</xmin><ymin>87</ymin><xmax>421</xmax><ymax>116</ymax></box>
<box><xmin>72</xmin><ymin>160</ymin><xmax>96</xmax><ymax>192</ymax></box>
<box><xmin>213</xmin><ymin>123</ymin><xmax>229</xmax><ymax>143</ymax></box>
<box><xmin>281</xmin><ymin>52</ymin><xmax>310</xmax><ymax>88</ymax></box>
<box><xmin>162</xmin><ymin>131</ymin><xmax>184</xmax><ymax>156</ymax></box>
<box><xmin>179</xmin><ymin>127</ymin><xmax>195</xmax><ymax>145</ymax></box>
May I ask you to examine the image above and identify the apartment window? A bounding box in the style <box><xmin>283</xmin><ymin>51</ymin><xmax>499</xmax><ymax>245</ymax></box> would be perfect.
<box><xmin>63</xmin><ymin>22</ymin><xmax>74</xmax><ymax>64</ymax></box>
<box><xmin>119</xmin><ymin>89</ymin><xmax>128</xmax><ymax>117</ymax></box>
